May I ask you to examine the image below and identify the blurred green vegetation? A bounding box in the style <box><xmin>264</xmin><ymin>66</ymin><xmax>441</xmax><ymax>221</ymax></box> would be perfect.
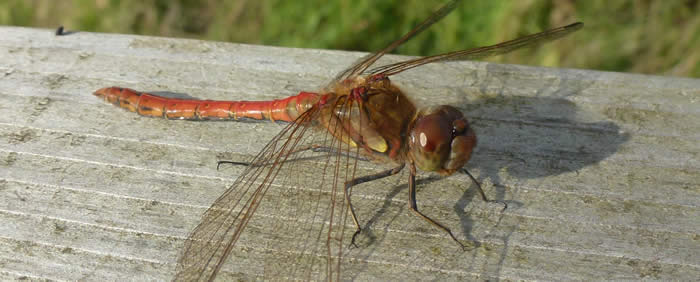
<box><xmin>1</xmin><ymin>0</ymin><xmax>698</xmax><ymax>77</ymax></box>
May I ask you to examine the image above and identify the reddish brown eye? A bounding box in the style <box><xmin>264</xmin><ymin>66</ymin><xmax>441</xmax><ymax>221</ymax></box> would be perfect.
<box><xmin>419</xmin><ymin>131</ymin><xmax>434</xmax><ymax>151</ymax></box>
<box><xmin>412</xmin><ymin>114</ymin><xmax>450</xmax><ymax>153</ymax></box>
<box><xmin>452</xmin><ymin>119</ymin><xmax>467</xmax><ymax>136</ymax></box>
<box><xmin>409</xmin><ymin>105</ymin><xmax>477</xmax><ymax>175</ymax></box>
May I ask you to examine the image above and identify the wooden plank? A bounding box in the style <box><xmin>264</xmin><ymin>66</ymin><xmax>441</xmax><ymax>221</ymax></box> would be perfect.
<box><xmin>0</xmin><ymin>26</ymin><xmax>698</xmax><ymax>280</ymax></box>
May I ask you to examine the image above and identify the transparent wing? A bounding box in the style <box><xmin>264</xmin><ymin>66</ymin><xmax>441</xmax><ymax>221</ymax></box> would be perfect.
<box><xmin>368</xmin><ymin>22</ymin><xmax>583</xmax><ymax>77</ymax></box>
<box><xmin>331</xmin><ymin>0</ymin><xmax>461</xmax><ymax>83</ymax></box>
<box><xmin>174</xmin><ymin>97</ymin><xmax>369</xmax><ymax>281</ymax></box>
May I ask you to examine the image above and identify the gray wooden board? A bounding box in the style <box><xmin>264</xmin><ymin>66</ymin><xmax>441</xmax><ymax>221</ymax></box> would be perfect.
<box><xmin>0</xmin><ymin>26</ymin><xmax>698</xmax><ymax>281</ymax></box>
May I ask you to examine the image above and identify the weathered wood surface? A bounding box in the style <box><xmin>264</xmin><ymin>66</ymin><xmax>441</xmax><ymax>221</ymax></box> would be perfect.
<box><xmin>0</xmin><ymin>26</ymin><xmax>698</xmax><ymax>281</ymax></box>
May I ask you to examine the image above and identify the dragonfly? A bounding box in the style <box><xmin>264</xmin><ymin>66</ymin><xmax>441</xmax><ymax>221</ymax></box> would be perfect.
<box><xmin>94</xmin><ymin>0</ymin><xmax>582</xmax><ymax>280</ymax></box>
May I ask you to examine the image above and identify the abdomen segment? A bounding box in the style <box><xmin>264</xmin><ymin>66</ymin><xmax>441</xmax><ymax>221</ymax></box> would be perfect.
<box><xmin>94</xmin><ymin>87</ymin><xmax>319</xmax><ymax>122</ymax></box>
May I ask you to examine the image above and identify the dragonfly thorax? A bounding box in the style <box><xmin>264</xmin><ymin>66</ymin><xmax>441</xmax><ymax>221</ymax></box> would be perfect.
<box><xmin>408</xmin><ymin>105</ymin><xmax>476</xmax><ymax>175</ymax></box>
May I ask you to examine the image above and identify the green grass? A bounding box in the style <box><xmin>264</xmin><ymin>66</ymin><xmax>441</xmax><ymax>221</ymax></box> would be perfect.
<box><xmin>1</xmin><ymin>0</ymin><xmax>698</xmax><ymax>77</ymax></box>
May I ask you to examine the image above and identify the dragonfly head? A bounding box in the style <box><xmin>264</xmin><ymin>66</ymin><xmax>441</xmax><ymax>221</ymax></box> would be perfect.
<box><xmin>408</xmin><ymin>105</ymin><xmax>476</xmax><ymax>175</ymax></box>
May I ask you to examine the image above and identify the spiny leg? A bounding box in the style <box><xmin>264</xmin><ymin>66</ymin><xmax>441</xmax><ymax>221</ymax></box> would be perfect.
<box><xmin>216</xmin><ymin>160</ymin><xmax>247</xmax><ymax>170</ymax></box>
<box><xmin>345</xmin><ymin>164</ymin><xmax>405</xmax><ymax>248</ymax></box>
<box><xmin>217</xmin><ymin>145</ymin><xmax>370</xmax><ymax>170</ymax></box>
<box><xmin>408</xmin><ymin>163</ymin><xmax>467</xmax><ymax>250</ymax></box>
<box><xmin>461</xmin><ymin>168</ymin><xmax>508</xmax><ymax>211</ymax></box>
<box><xmin>310</xmin><ymin>146</ymin><xmax>370</xmax><ymax>162</ymax></box>
<box><xmin>217</xmin><ymin>144</ymin><xmax>319</xmax><ymax>169</ymax></box>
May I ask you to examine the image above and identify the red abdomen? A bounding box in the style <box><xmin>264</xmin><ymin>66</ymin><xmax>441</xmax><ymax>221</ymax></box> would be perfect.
<box><xmin>94</xmin><ymin>87</ymin><xmax>319</xmax><ymax>122</ymax></box>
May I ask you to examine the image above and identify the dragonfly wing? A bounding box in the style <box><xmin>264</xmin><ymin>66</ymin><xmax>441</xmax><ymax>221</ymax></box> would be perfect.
<box><xmin>331</xmin><ymin>0</ymin><xmax>462</xmax><ymax>83</ymax></box>
<box><xmin>174</xmin><ymin>100</ymin><xmax>366</xmax><ymax>281</ymax></box>
<box><xmin>368</xmin><ymin>22</ymin><xmax>583</xmax><ymax>77</ymax></box>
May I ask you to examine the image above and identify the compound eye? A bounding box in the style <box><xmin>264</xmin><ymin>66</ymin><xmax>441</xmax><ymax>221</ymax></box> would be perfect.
<box><xmin>452</xmin><ymin>119</ymin><xmax>467</xmax><ymax>137</ymax></box>
<box><xmin>409</xmin><ymin>105</ymin><xmax>476</xmax><ymax>175</ymax></box>
<box><xmin>413</xmin><ymin>114</ymin><xmax>450</xmax><ymax>152</ymax></box>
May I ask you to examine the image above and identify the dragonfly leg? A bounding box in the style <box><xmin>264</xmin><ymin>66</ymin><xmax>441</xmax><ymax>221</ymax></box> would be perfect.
<box><xmin>216</xmin><ymin>160</ymin><xmax>247</xmax><ymax>170</ymax></box>
<box><xmin>217</xmin><ymin>144</ymin><xmax>371</xmax><ymax>170</ymax></box>
<box><xmin>461</xmin><ymin>169</ymin><xmax>507</xmax><ymax>211</ymax></box>
<box><xmin>216</xmin><ymin>146</ymin><xmax>320</xmax><ymax>169</ymax></box>
<box><xmin>311</xmin><ymin>145</ymin><xmax>370</xmax><ymax>162</ymax></box>
<box><xmin>408</xmin><ymin>163</ymin><xmax>468</xmax><ymax>250</ymax></box>
<box><xmin>345</xmin><ymin>164</ymin><xmax>405</xmax><ymax>247</ymax></box>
